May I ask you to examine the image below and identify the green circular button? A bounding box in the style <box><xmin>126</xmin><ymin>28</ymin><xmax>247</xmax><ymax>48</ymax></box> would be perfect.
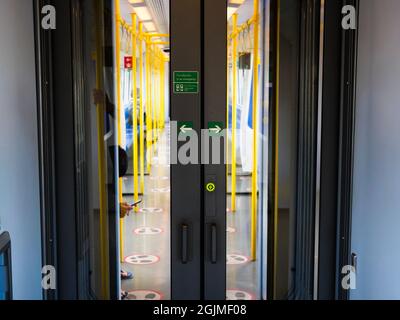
<box><xmin>206</xmin><ymin>183</ymin><xmax>216</xmax><ymax>193</ymax></box>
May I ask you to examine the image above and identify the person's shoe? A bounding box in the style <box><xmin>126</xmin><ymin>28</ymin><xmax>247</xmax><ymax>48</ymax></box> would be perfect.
<box><xmin>121</xmin><ymin>291</ymin><xmax>129</xmax><ymax>300</ymax></box>
<box><xmin>121</xmin><ymin>270</ymin><xmax>133</xmax><ymax>280</ymax></box>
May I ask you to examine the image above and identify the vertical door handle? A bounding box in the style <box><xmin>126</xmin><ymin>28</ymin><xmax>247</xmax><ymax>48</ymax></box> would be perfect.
<box><xmin>181</xmin><ymin>224</ymin><xmax>188</xmax><ymax>264</ymax></box>
<box><xmin>211</xmin><ymin>224</ymin><xmax>217</xmax><ymax>264</ymax></box>
<box><xmin>351</xmin><ymin>253</ymin><xmax>358</xmax><ymax>272</ymax></box>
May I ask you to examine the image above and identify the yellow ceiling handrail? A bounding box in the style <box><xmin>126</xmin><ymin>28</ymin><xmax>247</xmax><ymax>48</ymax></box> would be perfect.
<box><xmin>228</xmin><ymin>15</ymin><xmax>256</xmax><ymax>40</ymax></box>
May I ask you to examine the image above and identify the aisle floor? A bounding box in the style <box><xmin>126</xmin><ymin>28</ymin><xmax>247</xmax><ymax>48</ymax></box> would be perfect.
<box><xmin>121</xmin><ymin>125</ymin><xmax>260</xmax><ymax>300</ymax></box>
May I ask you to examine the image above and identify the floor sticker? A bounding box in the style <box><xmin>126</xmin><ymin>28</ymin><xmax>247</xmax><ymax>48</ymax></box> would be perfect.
<box><xmin>154</xmin><ymin>164</ymin><xmax>170</xmax><ymax>169</ymax></box>
<box><xmin>151</xmin><ymin>187</ymin><xmax>170</xmax><ymax>193</ymax></box>
<box><xmin>125</xmin><ymin>254</ymin><xmax>160</xmax><ymax>265</ymax></box>
<box><xmin>134</xmin><ymin>227</ymin><xmax>163</xmax><ymax>235</ymax></box>
<box><xmin>139</xmin><ymin>207</ymin><xmax>163</xmax><ymax>213</ymax></box>
<box><xmin>226</xmin><ymin>290</ymin><xmax>255</xmax><ymax>301</ymax></box>
<box><xmin>227</xmin><ymin>254</ymin><xmax>249</xmax><ymax>265</ymax></box>
<box><xmin>227</xmin><ymin>227</ymin><xmax>236</xmax><ymax>234</ymax></box>
<box><xmin>150</xmin><ymin>176</ymin><xmax>169</xmax><ymax>181</ymax></box>
<box><xmin>126</xmin><ymin>290</ymin><xmax>163</xmax><ymax>300</ymax></box>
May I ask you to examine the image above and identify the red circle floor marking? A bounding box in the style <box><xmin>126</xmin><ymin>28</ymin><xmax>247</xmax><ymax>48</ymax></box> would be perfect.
<box><xmin>126</xmin><ymin>290</ymin><xmax>163</xmax><ymax>300</ymax></box>
<box><xmin>134</xmin><ymin>227</ymin><xmax>163</xmax><ymax>235</ymax></box>
<box><xmin>227</xmin><ymin>254</ymin><xmax>249</xmax><ymax>265</ymax></box>
<box><xmin>226</xmin><ymin>289</ymin><xmax>255</xmax><ymax>301</ymax></box>
<box><xmin>124</xmin><ymin>254</ymin><xmax>160</xmax><ymax>265</ymax></box>
<box><xmin>139</xmin><ymin>207</ymin><xmax>163</xmax><ymax>213</ymax></box>
<box><xmin>150</xmin><ymin>176</ymin><xmax>169</xmax><ymax>181</ymax></box>
<box><xmin>151</xmin><ymin>187</ymin><xmax>170</xmax><ymax>193</ymax></box>
<box><xmin>227</xmin><ymin>227</ymin><xmax>236</xmax><ymax>234</ymax></box>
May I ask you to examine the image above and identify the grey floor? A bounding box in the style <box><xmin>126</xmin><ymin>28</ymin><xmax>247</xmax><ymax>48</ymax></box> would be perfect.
<box><xmin>121</xmin><ymin>126</ymin><xmax>260</xmax><ymax>300</ymax></box>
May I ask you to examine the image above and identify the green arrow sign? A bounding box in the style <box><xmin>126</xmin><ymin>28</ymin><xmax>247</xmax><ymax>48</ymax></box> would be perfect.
<box><xmin>208</xmin><ymin>122</ymin><xmax>224</xmax><ymax>136</ymax></box>
<box><xmin>178</xmin><ymin>121</ymin><xmax>194</xmax><ymax>134</ymax></box>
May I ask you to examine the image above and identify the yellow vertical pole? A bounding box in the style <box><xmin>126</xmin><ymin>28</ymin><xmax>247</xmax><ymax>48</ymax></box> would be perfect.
<box><xmin>139</xmin><ymin>23</ymin><xmax>145</xmax><ymax>194</ymax></box>
<box><xmin>155</xmin><ymin>50</ymin><xmax>158</xmax><ymax>140</ymax></box>
<box><xmin>154</xmin><ymin>54</ymin><xmax>160</xmax><ymax>140</ymax></box>
<box><xmin>115</xmin><ymin>0</ymin><xmax>124</xmax><ymax>263</ymax></box>
<box><xmin>160</xmin><ymin>56</ymin><xmax>164</xmax><ymax>130</ymax></box>
<box><xmin>163</xmin><ymin>57</ymin><xmax>166</xmax><ymax>128</ymax></box>
<box><xmin>231</xmin><ymin>14</ymin><xmax>238</xmax><ymax>213</ymax></box>
<box><xmin>160</xmin><ymin>54</ymin><xmax>164</xmax><ymax>130</ymax></box>
<box><xmin>94</xmin><ymin>0</ymin><xmax>109</xmax><ymax>300</ymax></box>
<box><xmin>156</xmin><ymin>53</ymin><xmax>161</xmax><ymax>137</ymax></box>
<box><xmin>152</xmin><ymin>49</ymin><xmax>155</xmax><ymax>143</ymax></box>
<box><xmin>152</xmin><ymin>49</ymin><xmax>157</xmax><ymax>144</ymax></box>
<box><xmin>131</xmin><ymin>14</ymin><xmax>139</xmax><ymax>212</ymax></box>
<box><xmin>155</xmin><ymin>51</ymin><xmax>158</xmax><ymax>142</ymax></box>
<box><xmin>226</xmin><ymin>35</ymin><xmax>231</xmax><ymax>190</ymax></box>
<box><xmin>151</xmin><ymin>45</ymin><xmax>157</xmax><ymax>144</ymax></box>
<box><xmin>158</xmin><ymin>56</ymin><xmax>162</xmax><ymax>131</ymax></box>
<box><xmin>161</xmin><ymin>55</ymin><xmax>165</xmax><ymax>129</ymax></box>
<box><xmin>145</xmin><ymin>36</ymin><xmax>152</xmax><ymax>173</ymax></box>
<box><xmin>251</xmin><ymin>0</ymin><xmax>260</xmax><ymax>261</ymax></box>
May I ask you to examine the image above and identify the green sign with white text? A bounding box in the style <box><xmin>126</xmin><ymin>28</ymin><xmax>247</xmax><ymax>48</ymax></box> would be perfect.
<box><xmin>174</xmin><ymin>71</ymin><xmax>199</xmax><ymax>94</ymax></box>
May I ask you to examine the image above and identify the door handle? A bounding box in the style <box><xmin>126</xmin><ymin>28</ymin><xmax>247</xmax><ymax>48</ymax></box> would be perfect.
<box><xmin>351</xmin><ymin>253</ymin><xmax>358</xmax><ymax>272</ymax></box>
<box><xmin>181</xmin><ymin>224</ymin><xmax>189</xmax><ymax>264</ymax></box>
<box><xmin>211</xmin><ymin>224</ymin><xmax>217</xmax><ymax>264</ymax></box>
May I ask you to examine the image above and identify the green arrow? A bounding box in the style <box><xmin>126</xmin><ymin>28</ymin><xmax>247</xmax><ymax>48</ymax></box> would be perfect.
<box><xmin>208</xmin><ymin>122</ymin><xmax>224</xmax><ymax>136</ymax></box>
<box><xmin>209</xmin><ymin>125</ymin><xmax>222</xmax><ymax>134</ymax></box>
<box><xmin>178</xmin><ymin>121</ymin><xmax>194</xmax><ymax>134</ymax></box>
<box><xmin>180</xmin><ymin>124</ymin><xmax>193</xmax><ymax>134</ymax></box>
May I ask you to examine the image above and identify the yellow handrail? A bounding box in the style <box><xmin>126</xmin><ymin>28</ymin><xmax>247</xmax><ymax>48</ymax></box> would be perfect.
<box><xmin>151</xmin><ymin>44</ymin><xmax>157</xmax><ymax>144</ymax></box>
<box><xmin>139</xmin><ymin>22</ymin><xmax>145</xmax><ymax>194</ymax></box>
<box><xmin>250</xmin><ymin>0</ymin><xmax>260</xmax><ymax>262</ymax></box>
<box><xmin>154</xmin><ymin>54</ymin><xmax>159</xmax><ymax>143</ymax></box>
<box><xmin>94</xmin><ymin>0</ymin><xmax>109</xmax><ymax>300</ymax></box>
<box><xmin>148</xmin><ymin>33</ymin><xmax>169</xmax><ymax>38</ymax></box>
<box><xmin>160</xmin><ymin>57</ymin><xmax>165</xmax><ymax>129</ymax></box>
<box><xmin>226</xmin><ymin>35</ymin><xmax>231</xmax><ymax>190</ymax></box>
<box><xmin>115</xmin><ymin>0</ymin><xmax>124</xmax><ymax>264</ymax></box>
<box><xmin>231</xmin><ymin>14</ymin><xmax>238</xmax><ymax>213</ymax></box>
<box><xmin>150</xmin><ymin>41</ymin><xmax>170</xmax><ymax>46</ymax></box>
<box><xmin>145</xmin><ymin>35</ymin><xmax>152</xmax><ymax>173</ymax></box>
<box><xmin>131</xmin><ymin>13</ymin><xmax>139</xmax><ymax>212</ymax></box>
<box><xmin>228</xmin><ymin>16</ymin><xmax>256</xmax><ymax>40</ymax></box>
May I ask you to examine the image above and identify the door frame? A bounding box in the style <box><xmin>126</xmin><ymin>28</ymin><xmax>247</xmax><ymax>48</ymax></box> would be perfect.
<box><xmin>314</xmin><ymin>0</ymin><xmax>359</xmax><ymax>300</ymax></box>
<box><xmin>33</xmin><ymin>0</ymin><xmax>58</xmax><ymax>301</ymax></box>
<box><xmin>33</xmin><ymin>0</ymin><xmax>120</xmax><ymax>300</ymax></box>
